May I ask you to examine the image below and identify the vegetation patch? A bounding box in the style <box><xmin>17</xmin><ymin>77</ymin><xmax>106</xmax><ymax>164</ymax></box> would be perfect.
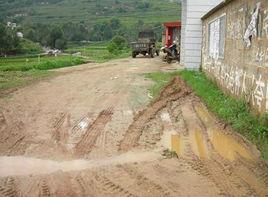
<box><xmin>0</xmin><ymin>56</ymin><xmax>85</xmax><ymax>72</ymax></box>
<box><xmin>145</xmin><ymin>70</ymin><xmax>268</xmax><ymax>159</ymax></box>
<box><xmin>0</xmin><ymin>55</ymin><xmax>85</xmax><ymax>92</ymax></box>
<box><xmin>66</xmin><ymin>42</ymin><xmax>130</xmax><ymax>63</ymax></box>
<box><xmin>144</xmin><ymin>71</ymin><xmax>181</xmax><ymax>98</ymax></box>
<box><xmin>0</xmin><ymin>70</ymin><xmax>53</xmax><ymax>91</ymax></box>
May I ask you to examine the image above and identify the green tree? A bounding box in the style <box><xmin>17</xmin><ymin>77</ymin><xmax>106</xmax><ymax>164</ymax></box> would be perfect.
<box><xmin>48</xmin><ymin>26</ymin><xmax>65</xmax><ymax>49</ymax></box>
<box><xmin>107</xmin><ymin>35</ymin><xmax>128</xmax><ymax>54</ymax></box>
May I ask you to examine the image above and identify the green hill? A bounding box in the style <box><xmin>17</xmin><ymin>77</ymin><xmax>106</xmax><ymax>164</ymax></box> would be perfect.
<box><xmin>1</xmin><ymin>0</ymin><xmax>181</xmax><ymax>26</ymax></box>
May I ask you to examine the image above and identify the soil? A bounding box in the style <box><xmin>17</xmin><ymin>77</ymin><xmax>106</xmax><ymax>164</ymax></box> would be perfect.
<box><xmin>0</xmin><ymin>57</ymin><xmax>267</xmax><ymax>197</ymax></box>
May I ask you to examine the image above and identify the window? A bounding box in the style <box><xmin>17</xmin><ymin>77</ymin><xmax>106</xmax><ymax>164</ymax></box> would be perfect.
<box><xmin>208</xmin><ymin>14</ymin><xmax>226</xmax><ymax>59</ymax></box>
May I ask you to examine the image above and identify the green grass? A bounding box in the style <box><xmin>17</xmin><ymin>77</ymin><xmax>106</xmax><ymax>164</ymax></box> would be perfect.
<box><xmin>0</xmin><ymin>55</ymin><xmax>85</xmax><ymax>71</ymax></box>
<box><xmin>65</xmin><ymin>44</ymin><xmax>131</xmax><ymax>63</ymax></box>
<box><xmin>0</xmin><ymin>55</ymin><xmax>86</xmax><ymax>92</ymax></box>
<box><xmin>0</xmin><ymin>42</ymin><xmax>131</xmax><ymax>93</ymax></box>
<box><xmin>0</xmin><ymin>70</ymin><xmax>53</xmax><ymax>91</ymax></box>
<box><xmin>145</xmin><ymin>70</ymin><xmax>268</xmax><ymax>159</ymax></box>
<box><xmin>144</xmin><ymin>71</ymin><xmax>181</xmax><ymax>98</ymax></box>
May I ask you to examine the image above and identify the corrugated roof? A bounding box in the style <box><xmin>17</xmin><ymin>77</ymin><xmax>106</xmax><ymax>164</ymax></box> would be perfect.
<box><xmin>201</xmin><ymin>0</ymin><xmax>234</xmax><ymax>20</ymax></box>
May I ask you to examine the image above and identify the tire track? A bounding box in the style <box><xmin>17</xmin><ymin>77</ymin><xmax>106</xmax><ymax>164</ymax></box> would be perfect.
<box><xmin>0</xmin><ymin>177</ymin><xmax>18</xmax><ymax>197</ymax></box>
<box><xmin>38</xmin><ymin>179</ymin><xmax>51</xmax><ymax>197</ymax></box>
<box><xmin>51</xmin><ymin>113</ymin><xmax>67</xmax><ymax>143</ymax></box>
<box><xmin>74</xmin><ymin>174</ymin><xmax>95</xmax><ymax>197</ymax></box>
<box><xmin>0</xmin><ymin>121</ymin><xmax>27</xmax><ymax>155</ymax></box>
<box><xmin>75</xmin><ymin>108</ymin><xmax>113</xmax><ymax>157</ymax></box>
<box><xmin>119</xmin><ymin>77</ymin><xmax>191</xmax><ymax>152</ymax></box>
<box><xmin>120</xmin><ymin>165</ymin><xmax>171</xmax><ymax>197</ymax></box>
<box><xmin>93</xmin><ymin>173</ymin><xmax>137</xmax><ymax>197</ymax></box>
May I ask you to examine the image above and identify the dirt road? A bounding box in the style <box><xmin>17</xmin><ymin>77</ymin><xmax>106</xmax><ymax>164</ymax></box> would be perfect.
<box><xmin>0</xmin><ymin>57</ymin><xmax>267</xmax><ymax>197</ymax></box>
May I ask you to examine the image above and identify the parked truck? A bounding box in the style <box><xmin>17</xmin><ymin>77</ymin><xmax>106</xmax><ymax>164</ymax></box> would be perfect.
<box><xmin>131</xmin><ymin>30</ymin><xmax>159</xmax><ymax>58</ymax></box>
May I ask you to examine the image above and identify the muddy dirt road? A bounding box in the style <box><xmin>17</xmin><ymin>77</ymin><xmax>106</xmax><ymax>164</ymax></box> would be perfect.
<box><xmin>0</xmin><ymin>57</ymin><xmax>267</xmax><ymax>197</ymax></box>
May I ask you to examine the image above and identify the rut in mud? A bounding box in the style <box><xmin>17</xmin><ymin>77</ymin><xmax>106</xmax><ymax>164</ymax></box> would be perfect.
<box><xmin>0</xmin><ymin>58</ymin><xmax>267</xmax><ymax>196</ymax></box>
<box><xmin>119</xmin><ymin>77</ymin><xmax>191</xmax><ymax>151</ymax></box>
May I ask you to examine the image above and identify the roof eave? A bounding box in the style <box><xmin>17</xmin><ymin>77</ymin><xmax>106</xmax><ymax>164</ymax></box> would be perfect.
<box><xmin>201</xmin><ymin>0</ymin><xmax>234</xmax><ymax>20</ymax></box>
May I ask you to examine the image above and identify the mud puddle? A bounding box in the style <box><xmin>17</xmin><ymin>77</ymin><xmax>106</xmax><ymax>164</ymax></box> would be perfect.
<box><xmin>171</xmin><ymin>102</ymin><xmax>254</xmax><ymax>161</ymax></box>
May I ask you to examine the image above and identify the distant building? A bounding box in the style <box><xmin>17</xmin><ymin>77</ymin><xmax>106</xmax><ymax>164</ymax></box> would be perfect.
<box><xmin>162</xmin><ymin>21</ymin><xmax>181</xmax><ymax>47</ymax></box>
<box><xmin>180</xmin><ymin>0</ymin><xmax>222</xmax><ymax>69</ymax></box>
<box><xmin>16</xmin><ymin>32</ymin><xmax>23</xmax><ymax>38</ymax></box>
<box><xmin>7</xmin><ymin>22</ymin><xmax>17</xmax><ymax>30</ymax></box>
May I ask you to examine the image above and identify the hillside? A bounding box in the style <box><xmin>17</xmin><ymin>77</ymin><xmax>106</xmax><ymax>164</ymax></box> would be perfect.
<box><xmin>1</xmin><ymin>0</ymin><xmax>181</xmax><ymax>26</ymax></box>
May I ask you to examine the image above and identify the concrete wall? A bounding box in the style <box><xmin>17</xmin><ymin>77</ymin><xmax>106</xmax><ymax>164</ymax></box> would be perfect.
<box><xmin>180</xmin><ymin>0</ymin><xmax>222</xmax><ymax>69</ymax></box>
<box><xmin>202</xmin><ymin>0</ymin><xmax>268</xmax><ymax>113</ymax></box>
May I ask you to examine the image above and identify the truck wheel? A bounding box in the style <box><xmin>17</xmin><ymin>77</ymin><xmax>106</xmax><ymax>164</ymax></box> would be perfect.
<box><xmin>132</xmin><ymin>52</ymin><xmax>136</xmax><ymax>58</ymax></box>
<box><xmin>150</xmin><ymin>50</ymin><xmax>154</xmax><ymax>58</ymax></box>
<box><xmin>167</xmin><ymin>57</ymin><xmax>172</xmax><ymax>64</ymax></box>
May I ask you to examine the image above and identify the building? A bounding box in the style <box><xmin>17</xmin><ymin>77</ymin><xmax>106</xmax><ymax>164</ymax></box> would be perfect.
<box><xmin>16</xmin><ymin>32</ymin><xmax>23</xmax><ymax>38</ymax></box>
<box><xmin>201</xmin><ymin>0</ymin><xmax>268</xmax><ymax>113</ymax></box>
<box><xmin>162</xmin><ymin>21</ymin><xmax>181</xmax><ymax>47</ymax></box>
<box><xmin>7</xmin><ymin>22</ymin><xmax>17</xmax><ymax>30</ymax></box>
<box><xmin>180</xmin><ymin>0</ymin><xmax>222</xmax><ymax>69</ymax></box>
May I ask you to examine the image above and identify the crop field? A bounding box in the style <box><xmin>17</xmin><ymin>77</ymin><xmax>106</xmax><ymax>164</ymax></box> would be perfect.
<box><xmin>66</xmin><ymin>42</ymin><xmax>130</xmax><ymax>63</ymax></box>
<box><xmin>0</xmin><ymin>55</ymin><xmax>86</xmax><ymax>91</ymax></box>
<box><xmin>0</xmin><ymin>42</ymin><xmax>130</xmax><ymax>92</ymax></box>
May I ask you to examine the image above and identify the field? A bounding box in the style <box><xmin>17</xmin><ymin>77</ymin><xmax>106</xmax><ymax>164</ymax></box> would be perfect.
<box><xmin>65</xmin><ymin>42</ymin><xmax>131</xmax><ymax>63</ymax></box>
<box><xmin>1</xmin><ymin>0</ymin><xmax>181</xmax><ymax>26</ymax></box>
<box><xmin>0</xmin><ymin>55</ymin><xmax>85</xmax><ymax>92</ymax></box>
<box><xmin>0</xmin><ymin>42</ymin><xmax>131</xmax><ymax>92</ymax></box>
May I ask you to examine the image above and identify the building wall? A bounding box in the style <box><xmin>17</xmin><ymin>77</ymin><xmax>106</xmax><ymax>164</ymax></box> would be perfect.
<box><xmin>202</xmin><ymin>0</ymin><xmax>268</xmax><ymax>113</ymax></box>
<box><xmin>180</xmin><ymin>0</ymin><xmax>222</xmax><ymax>69</ymax></box>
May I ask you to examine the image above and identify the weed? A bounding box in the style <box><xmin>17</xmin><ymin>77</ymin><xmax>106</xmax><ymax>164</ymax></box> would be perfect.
<box><xmin>162</xmin><ymin>149</ymin><xmax>178</xmax><ymax>159</ymax></box>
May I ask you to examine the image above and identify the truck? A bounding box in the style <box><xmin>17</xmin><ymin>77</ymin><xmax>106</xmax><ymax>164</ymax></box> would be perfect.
<box><xmin>131</xmin><ymin>30</ymin><xmax>159</xmax><ymax>58</ymax></box>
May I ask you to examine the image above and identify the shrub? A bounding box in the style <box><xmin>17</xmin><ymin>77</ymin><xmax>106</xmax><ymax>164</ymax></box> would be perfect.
<box><xmin>107</xmin><ymin>36</ymin><xmax>128</xmax><ymax>54</ymax></box>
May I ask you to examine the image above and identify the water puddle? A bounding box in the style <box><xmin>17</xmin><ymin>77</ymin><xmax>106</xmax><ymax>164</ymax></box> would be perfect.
<box><xmin>194</xmin><ymin>131</ymin><xmax>207</xmax><ymax>159</ymax></box>
<box><xmin>194</xmin><ymin>103</ymin><xmax>254</xmax><ymax>161</ymax></box>
<box><xmin>171</xmin><ymin>135</ymin><xmax>180</xmax><ymax>155</ymax></box>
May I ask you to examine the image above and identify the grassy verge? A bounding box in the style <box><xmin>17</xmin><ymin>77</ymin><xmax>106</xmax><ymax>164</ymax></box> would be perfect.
<box><xmin>144</xmin><ymin>71</ymin><xmax>181</xmax><ymax>98</ymax></box>
<box><xmin>145</xmin><ymin>70</ymin><xmax>268</xmax><ymax>159</ymax></box>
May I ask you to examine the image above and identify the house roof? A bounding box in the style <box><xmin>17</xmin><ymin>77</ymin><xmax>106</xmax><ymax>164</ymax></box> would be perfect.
<box><xmin>163</xmin><ymin>21</ymin><xmax>181</xmax><ymax>28</ymax></box>
<box><xmin>201</xmin><ymin>0</ymin><xmax>234</xmax><ymax>20</ymax></box>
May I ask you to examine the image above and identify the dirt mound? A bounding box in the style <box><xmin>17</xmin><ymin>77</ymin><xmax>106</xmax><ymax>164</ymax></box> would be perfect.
<box><xmin>119</xmin><ymin>76</ymin><xmax>191</xmax><ymax>152</ymax></box>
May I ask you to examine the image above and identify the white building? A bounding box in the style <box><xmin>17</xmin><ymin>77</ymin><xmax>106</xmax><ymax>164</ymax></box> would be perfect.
<box><xmin>16</xmin><ymin>32</ymin><xmax>24</xmax><ymax>38</ymax></box>
<box><xmin>180</xmin><ymin>0</ymin><xmax>222</xmax><ymax>69</ymax></box>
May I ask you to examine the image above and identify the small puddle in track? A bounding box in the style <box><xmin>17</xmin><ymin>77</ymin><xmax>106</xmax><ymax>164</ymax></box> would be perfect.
<box><xmin>209</xmin><ymin>129</ymin><xmax>254</xmax><ymax>161</ymax></box>
<box><xmin>171</xmin><ymin>135</ymin><xmax>180</xmax><ymax>155</ymax></box>
<box><xmin>194</xmin><ymin>131</ymin><xmax>207</xmax><ymax>159</ymax></box>
<box><xmin>194</xmin><ymin>103</ymin><xmax>254</xmax><ymax>161</ymax></box>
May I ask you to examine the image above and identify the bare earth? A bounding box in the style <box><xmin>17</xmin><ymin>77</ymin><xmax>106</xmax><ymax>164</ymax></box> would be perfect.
<box><xmin>0</xmin><ymin>57</ymin><xmax>267</xmax><ymax>197</ymax></box>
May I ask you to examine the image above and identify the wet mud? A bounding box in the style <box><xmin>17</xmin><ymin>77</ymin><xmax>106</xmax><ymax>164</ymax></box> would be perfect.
<box><xmin>0</xmin><ymin>58</ymin><xmax>267</xmax><ymax>196</ymax></box>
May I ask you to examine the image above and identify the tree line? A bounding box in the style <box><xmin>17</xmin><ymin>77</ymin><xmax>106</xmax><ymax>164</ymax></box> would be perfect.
<box><xmin>0</xmin><ymin>17</ymin><xmax>163</xmax><ymax>55</ymax></box>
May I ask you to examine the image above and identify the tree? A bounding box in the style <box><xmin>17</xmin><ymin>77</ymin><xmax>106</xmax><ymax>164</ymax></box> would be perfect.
<box><xmin>55</xmin><ymin>38</ymin><xmax>67</xmax><ymax>49</ymax></box>
<box><xmin>0</xmin><ymin>23</ymin><xmax>21</xmax><ymax>55</ymax></box>
<box><xmin>107</xmin><ymin>35</ymin><xmax>128</xmax><ymax>54</ymax></box>
<box><xmin>48</xmin><ymin>26</ymin><xmax>65</xmax><ymax>49</ymax></box>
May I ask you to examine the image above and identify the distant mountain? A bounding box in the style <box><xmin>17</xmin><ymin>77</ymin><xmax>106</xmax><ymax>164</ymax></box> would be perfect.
<box><xmin>0</xmin><ymin>0</ymin><xmax>181</xmax><ymax>26</ymax></box>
